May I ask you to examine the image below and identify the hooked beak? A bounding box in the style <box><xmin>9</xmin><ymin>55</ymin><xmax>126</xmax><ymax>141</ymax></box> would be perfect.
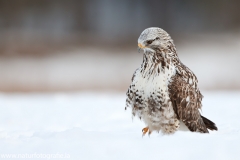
<box><xmin>138</xmin><ymin>43</ymin><xmax>146</xmax><ymax>49</ymax></box>
<box><xmin>138</xmin><ymin>43</ymin><xmax>146</xmax><ymax>53</ymax></box>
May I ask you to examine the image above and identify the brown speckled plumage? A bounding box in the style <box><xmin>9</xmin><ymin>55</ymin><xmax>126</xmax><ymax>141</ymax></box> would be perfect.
<box><xmin>125</xmin><ymin>27</ymin><xmax>217</xmax><ymax>135</ymax></box>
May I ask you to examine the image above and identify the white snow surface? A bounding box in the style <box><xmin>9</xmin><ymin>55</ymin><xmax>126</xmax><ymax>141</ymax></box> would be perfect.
<box><xmin>0</xmin><ymin>91</ymin><xmax>239</xmax><ymax>160</ymax></box>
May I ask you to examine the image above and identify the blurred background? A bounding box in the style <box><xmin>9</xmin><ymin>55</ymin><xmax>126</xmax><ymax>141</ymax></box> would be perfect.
<box><xmin>0</xmin><ymin>0</ymin><xmax>240</xmax><ymax>92</ymax></box>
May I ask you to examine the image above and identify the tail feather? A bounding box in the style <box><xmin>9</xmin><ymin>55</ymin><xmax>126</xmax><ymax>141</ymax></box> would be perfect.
<box><xmin>201</xmin><ymin>116</ymin><xmax>218</xmax><ymax>131</ymax></box>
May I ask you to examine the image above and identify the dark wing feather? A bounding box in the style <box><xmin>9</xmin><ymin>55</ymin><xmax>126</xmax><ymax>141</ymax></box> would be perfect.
<box><xmin>201</xmin><ymin>115</ymin><xmax>218</xmax><ymax>131</ymax></box>
<box><xmin>168</xmin><ymin>65</ymin><xmax>209</xmax><ymax>133</ymax></box>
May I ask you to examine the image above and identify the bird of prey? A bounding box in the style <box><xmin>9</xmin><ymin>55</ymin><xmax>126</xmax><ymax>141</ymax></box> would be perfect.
<box><xmin>125</xmin><ymin>27</ymin><xmax>217</xmax><ymax>135</ymax></box>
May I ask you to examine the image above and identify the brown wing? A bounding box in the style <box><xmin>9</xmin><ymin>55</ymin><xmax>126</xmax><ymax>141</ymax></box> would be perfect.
<box><xmin>168</xmin><ymin>65</ymin><xmax>209</xmax><ymax>133</ymax></box>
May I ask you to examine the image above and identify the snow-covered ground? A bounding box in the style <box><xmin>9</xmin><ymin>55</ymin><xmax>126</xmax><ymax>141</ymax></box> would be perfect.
<box><xmin>0</xmin><ymin>91</ymin><xmax>239</xmax><ymax>160</ymax></box>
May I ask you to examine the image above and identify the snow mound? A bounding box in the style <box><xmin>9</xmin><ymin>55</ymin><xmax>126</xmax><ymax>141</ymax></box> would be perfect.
<box><xmin>0</xmin><ymin>91</ymin><xmax>239</xmax><ymax>160</ymax></box>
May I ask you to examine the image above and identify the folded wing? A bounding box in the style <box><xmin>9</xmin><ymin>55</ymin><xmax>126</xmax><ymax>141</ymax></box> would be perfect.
<box><xmin>168</xmin><ymin>65</ymin><xmax>209</xmax><ymax>133</ymax></box>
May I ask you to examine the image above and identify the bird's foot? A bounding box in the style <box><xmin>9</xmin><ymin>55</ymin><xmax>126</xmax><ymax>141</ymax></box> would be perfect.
<box><xmin>142</xmin><ymin>127</ymin><xmax>151</xmax><ymax>137</ymax></box>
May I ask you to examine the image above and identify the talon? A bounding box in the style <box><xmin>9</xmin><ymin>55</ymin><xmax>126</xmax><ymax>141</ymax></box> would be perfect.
<box><xmin>142</xmin><ymin>127</ymin><xmax>149</xmax><ymax>136</ymax></box>
<box><xmin>148</xmin><ymin>130</ymin><xmax>152</xmax><ymax>136</ymax></box>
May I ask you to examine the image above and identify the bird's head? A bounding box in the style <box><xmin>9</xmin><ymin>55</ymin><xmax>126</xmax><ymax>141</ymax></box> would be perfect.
<box><xmin>138</xmin><ymin>27</ymin><xmax>174</xmax><ymax>53</ymax></box>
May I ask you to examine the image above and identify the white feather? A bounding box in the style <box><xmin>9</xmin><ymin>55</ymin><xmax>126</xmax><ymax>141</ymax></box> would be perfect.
<box><xmin>131</xmin><ymin>52</ymin><xmax>178</xmax><ymax>133</ymax></box>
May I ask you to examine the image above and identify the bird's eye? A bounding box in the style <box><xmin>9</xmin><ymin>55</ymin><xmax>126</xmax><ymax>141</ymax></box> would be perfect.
<box><xmin>146</xmin><ymin>40</ymin><xmax>153</xmax><ymax>45</ymax></box>
<box><xmin>155</xmin><ymin>37</ymin><xmax>160</xmax><ymax>40</ymax></box>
